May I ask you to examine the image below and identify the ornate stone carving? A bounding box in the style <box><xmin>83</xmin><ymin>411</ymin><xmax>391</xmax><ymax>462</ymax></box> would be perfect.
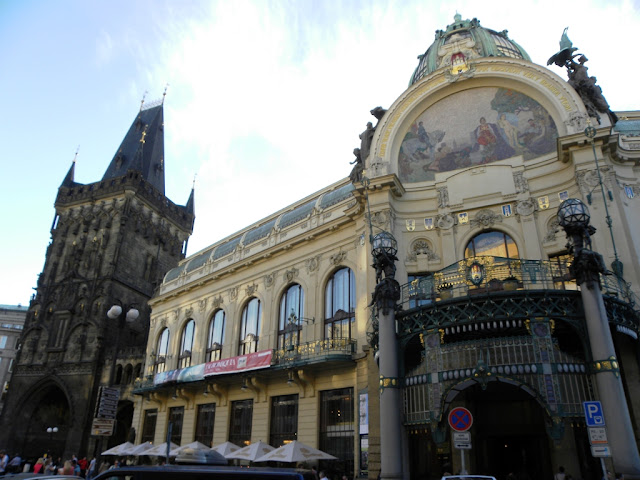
<box><xmin>516</xmin><ymin>198</ymin><xmax>536</xmax><ymax>216</ymax></box>
<box><xmin>284</xmin><ymin>268</ymin><xmax>298</xmax><ymax>283</ymax></box>
<box><xmin>543</xmin><ymin>218</ymin><xmax>561</xmax><ymax>243</ymax></box>
<box><xmin>229</xmin><ymin>287</ymin><xmax>238</xmax><ymax>301</ymax></box>
<box><xmin>407</xmin><ymin>240</ymin><xmax>439</xmax><ymax>262</ymax></box>
<box><xmin>564</xmin><ymin>111</ymin><xmax>588</xmax><ymax>132</ymax></box>
<box><xmin>246</xmin><ymin>283</ymin><xmax>258</xmax><ymax>297</ymax></box>
<box><xmin>264</xmin><ymin>272</ymin><xmax>276</xmax><ymax>288</ymax></box>
<box><xmin>436</xmin><ymin>214</ymin><xmax>455</xmax><ymax>230</ymax></box>
<box><xmin>470</xmin><ymin>210</ymin><xmax>502</xmax><ymax>228</ymax></box>
<box><xmin>185</xmin><ymin>306</ymin><xmax>194</xmax><ymax>319</ymax></box>
<box><xmin>199</xmin><ymin>299</ymin><xmax>207</xmax><ymax>312</ymax></box>
<box><xmin>306</xmin><ymin>255</ymin><xmax>320</xmax><ymax>273</ymax></box>
<box><xmin>212</xmin><ymin>296</ymin><xmax>224</xmax><ymax>309</ymax></box>
<box><xmin>330</xmin><ymin>251</ymin><xmax>347</xmax><ymax>266</ymax></box>
<box><xmin>513</xmin><ymin>172</ymin><xmax>529</xmax><ymax>193</ymax></box>
<box><xmin>437</xmin><ymin>187</ymin><xmax>449</xmax><ymax>208</ymax></box>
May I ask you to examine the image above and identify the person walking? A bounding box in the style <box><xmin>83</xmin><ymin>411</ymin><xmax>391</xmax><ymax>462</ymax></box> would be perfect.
<box><xmin>0</xmin><ymin>450</ymin><xmax>9</xmax><ymax>476</ymax></box>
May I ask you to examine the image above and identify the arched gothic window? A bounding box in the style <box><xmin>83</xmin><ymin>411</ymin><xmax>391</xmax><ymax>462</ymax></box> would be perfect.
<box><xmin>178</xmin><ymin>319</ymin><xmax>195</xmax><ymax>369</ymax></box>
<box><xmin>324</xmin><ymin>267</ymin><xmax>355</xmax><ymax>340</ymax></box>
<box><xmin>278</xmin><ymin>284</ymin><xmax>304</xmax><ymax>350</ymax></box>
<box><xmin>207</xmin><ymin>310</ymin><xmax>225</xmax><ymax>362</ymax></box>
<box><xmin>239</xmin><ymin>298</ymin><xmax>261</xmax><ymax>355</ymax></box>
<box><xmin>154</xmin><ymin>328</ymin><xmax>170</xmax><ymax>374</ymax></box>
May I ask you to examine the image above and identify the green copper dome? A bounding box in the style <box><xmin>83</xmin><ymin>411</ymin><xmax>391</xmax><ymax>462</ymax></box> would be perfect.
<box><xmin>410</xmin><ymin>14</ymin><xmax>531</xmax><ymax>85</ymax></box>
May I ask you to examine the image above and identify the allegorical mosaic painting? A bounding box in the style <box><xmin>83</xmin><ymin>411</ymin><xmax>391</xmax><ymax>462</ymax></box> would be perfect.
<box><xmin>398</xmin><ymin>87</ymin><xmax>558</xmax><ymax>183</ymax></box>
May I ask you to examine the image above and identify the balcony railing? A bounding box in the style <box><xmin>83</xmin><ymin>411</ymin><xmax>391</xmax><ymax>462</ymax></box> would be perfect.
<box><xmin>272</xmin><ymin>337</ymin><xmax>356</xmax><ymax>366</ymax></box>
<box><xmin>399</xmin><ymin>256</ymin><xmax>638</xmax><ymax>310</ymax></box>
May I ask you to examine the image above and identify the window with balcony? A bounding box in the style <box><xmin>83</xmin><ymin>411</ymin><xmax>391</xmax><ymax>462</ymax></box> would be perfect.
<box><xmin>324</xmin><ymin>267</ymin><xmax>355</xmax><ymax>340</ymax></box>
<box><xmin>279</xmin><ymin>284</ymin><xmax>304</xmax><ymax>350</ymax></box>
<box><xmin>464</xmin><ymin>230</ymin><xmax>519</xmax><ymax>258</ymax></box>
<box><xmin>195</xmin><ymin>402</ymin><xmax>216</xmax><ymax>446</ymax></box>
<box><xmin>229</xmin><ymin>399</ymin><xmax>253</xmax><ymax>447</ymax></box>
<box><xmin>141</xmin><ymin>409</ymin><xmax>157</xmax><ymax>443</ymax></box>
<box><xmin>207</xmin><ymin>310</ymin><xmax>225</xmax><ymax>362</ymax></box>
<box><xmin>239</xmin><ymin>298</ymin><xmax>261</xmax><ymax>356</ymax></box>
<box><xmin>320</xmin><ymin>388</ymin><xmax>354</xmax><ymax>477</ymax></box>
<box><xmin>179</xmin><ymin>319</ymin><xmax>195</xmax><ymax>369</ymax></box>
<box><xmin>270</xmin><ymin>394</ymin><xmax>299</xmax><ymax>447</ymax></box>
<box><xmin>168</xmin><ymin>406</ymin><xmax>184</xmax><ymax>445</ymax></box>
<box><xmin>154</xmin><ymin>328</ymin><xmax>170</xmax><ymax>374</ymax></box>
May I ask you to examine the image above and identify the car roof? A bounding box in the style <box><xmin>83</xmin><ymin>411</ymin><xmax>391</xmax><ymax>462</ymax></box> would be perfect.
<box><xmin>2</xmin><ymin>475</ymin><xmax>83</xmax><ymax>480</ymax></box>
<box><xmin>95</xmin><ymin>465</ymin><xmax>314</xmax><ymax>480</ymax></box>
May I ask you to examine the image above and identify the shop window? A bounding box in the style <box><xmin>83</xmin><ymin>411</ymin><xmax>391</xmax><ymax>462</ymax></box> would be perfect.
<box><xmin>141</xmin><ymin>409</ymin><xmax>157</xmax><ymax>443</ymax></box>
<box><xmin>270</xmin><ymin>394</ymin><xmax>298</xmax><ymax>447</ymax></box>
<box><xmin>229</xmin><ymin>399</ymin><xmax>253</xmax><ymax>447</ymax></box>
<box><xmin>195</xmin><ymin>403</ymin><xmax>216</xmax><ymax>446</ymax></box>
<box><xmin>320</xmin><ymin>388</ymin><xmax>354</xmax><ymax>478</ymax></box>
<box><xmin>168</xmin><ymin>406</ymin><xmax>184</xmax><ymax>445</ymax></box>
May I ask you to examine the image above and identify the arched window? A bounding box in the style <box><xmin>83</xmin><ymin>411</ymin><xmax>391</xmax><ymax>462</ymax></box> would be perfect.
<box><xmin>278</xmin><ymin>284</ymin><xmax>304</xmax><ymax>350</ymax></box>
<box><xmin>239</xmin><ymin>298</ymin><xmax>261</xmax><ymax>355</ymax></box>
<box><xmin>207</xmin><ymin>310</ymin><xmax>225</xmax><ymax>362</ymax></box>
<box><xmin>154</xmin><ymin>328</ymin><xmax>170</xmax><ymax>374</ymax></box>
<box><xmin>325</xmin><ymin>267</ymin><xmax>355</xmax><ymax>340</ymax></box>
<box><xmin>179</xmin><ymin>319</ymin><xmax>195</xmax><ymax>369</ymax></box>
<box><xmin>464</xmin><ymin>230</ymin><xmax>519</xmax><ymax>259</ymax></box>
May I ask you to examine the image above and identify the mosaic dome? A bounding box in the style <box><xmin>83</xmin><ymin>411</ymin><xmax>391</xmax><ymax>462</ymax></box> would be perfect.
<box><xmin>409</xmin><ymin>13</ymin><xmax>531</xmax><ymax>85</ymax></box>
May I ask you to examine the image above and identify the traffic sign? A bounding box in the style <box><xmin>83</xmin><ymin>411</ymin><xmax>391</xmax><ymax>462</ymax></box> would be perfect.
<box><xmin>448</xmin><ymin>407</ymin><xmax>473</xmax><ymax>432</ymax></box>
<box><xmin>453</xmin><ymin>432</ymin><xmax>471</xmax><ymax>442</ymax></box>
<box><xmin>91</xmin><ymin>418</ymin><xmax>115</xmax><ymax>436</ymax></box>
<box><xmin>454</xmin><ymin>442</ymin><xmax>472</xmax><ymax>450</ymax></box>
<box><xmin>583</xmin><ymin>401</ymin><xmax>605</xmax><ymax>427</ymax></box>
<box><xmin>588</xmin><ymin>427</ymin><xmax>608</xmax><ymax>444</ymax></box>
<box><xmin>591</xmin><ymin>445</ymin><xmax>611</xmax><ymax>457</ymax></box>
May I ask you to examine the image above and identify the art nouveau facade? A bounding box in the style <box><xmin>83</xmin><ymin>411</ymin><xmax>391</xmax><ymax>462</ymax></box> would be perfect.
<box><xmin>131</xmin><ymin>15</ymin><xmax>640</xmax><ymax>480</ymax></box>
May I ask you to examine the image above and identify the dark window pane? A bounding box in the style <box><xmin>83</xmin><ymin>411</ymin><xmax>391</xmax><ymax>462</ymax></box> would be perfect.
<box><xmin>319</xmin><ymin>388</ymin><xmax>354</xmax><ymax>478</ymax></box>
<box><xmin>168</xmin><ymin>406</ymin><xmax>184</xmax><ymax>445</ymax></box>
<box><xmin>229</xmin><ymin>399</ymin><xmax>253</xmax><ymax>447</ymax></box>
<box><xmin>195</xmin><ymin>403</ymin><xmax>216</xmax><ymax>446</ymax></box>
<box><xmin>270</xmin><ymin>394</ymin><xmax>298</xmax><ymax>447</ymax></box>
<box><xmin>141</xmin><ymin>409</ymin><xmax>157</xmax><ymax>443</ymax></box>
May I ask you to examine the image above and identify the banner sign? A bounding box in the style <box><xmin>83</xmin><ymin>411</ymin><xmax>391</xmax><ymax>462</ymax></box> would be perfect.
<box><xmin>204</xmin><ymin>350</ymin><xmax>273</xmax><ymax>377</ymax></box>
<box><xmin>154</xmin><ymin>350</ymin><xmax>273</xmax><ymax>386</ymax></box>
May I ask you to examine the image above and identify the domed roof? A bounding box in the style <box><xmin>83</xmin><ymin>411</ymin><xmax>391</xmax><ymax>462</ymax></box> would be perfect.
<box><xmin>409</xmin><ymin>14</ymin><xmax>531</xmax><ymax>85</ymax></box>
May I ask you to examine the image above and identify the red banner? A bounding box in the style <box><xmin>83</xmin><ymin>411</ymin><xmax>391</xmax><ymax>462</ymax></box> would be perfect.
<box><xmin>204</xmin><ymin>350</ymin><xmax>273</xmax><ymax>377</ymax></box>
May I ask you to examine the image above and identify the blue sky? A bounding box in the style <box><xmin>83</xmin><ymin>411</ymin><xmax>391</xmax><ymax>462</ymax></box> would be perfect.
<box><xmin>1</xmin><ymin>0</ymin><xmax>639</xmax><ymax>306</ymax></box>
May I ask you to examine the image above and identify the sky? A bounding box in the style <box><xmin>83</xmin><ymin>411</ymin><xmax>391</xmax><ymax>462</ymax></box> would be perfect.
<box><xmin>1</xmin><ymin>0</ymin><xmax>639</xmax><ymax>306</ymax></box>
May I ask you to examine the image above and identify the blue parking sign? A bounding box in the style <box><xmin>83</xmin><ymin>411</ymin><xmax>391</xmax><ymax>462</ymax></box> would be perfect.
<box><xmin>584</xmin><ymin>401</ymin><xmax>605</xmax><ymax>427</ymax></box>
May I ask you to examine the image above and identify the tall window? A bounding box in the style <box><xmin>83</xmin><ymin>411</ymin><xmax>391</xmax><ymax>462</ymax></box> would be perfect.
<box><xmin>195</xmin><ymin>403</ymin><xmax>216</xmax><ymax>446</ymax></box>
<box><xmin>154</xmin><ymin>328</ymin><xmax>170</xmax><ymax>374</ymax></box>
<box><xmin>464</xmin><ymin>230</ymin><xmax>519</xmax><ymax>258</ymax></box>
<box><xmin>141</xmin><ymin>409</ymin><xmax>157</xmax><ymax>443</ymax></box>
<box><xmin>229</xmin><ymin>399</ymin><xmax>253</xmax><ymax>447</ymax></box>
<box><xmin>325</xmin><ymin>267</ymin><xmax>355</xmax><ymax>340</ymax></box>
<box><xmin>320</xmin><ymin>388</ymin><xmax>354</xmax><ymax>478</ymax></box>
<box><xmin>239</xmin><ymin>298</ymin><xmax>261</xmax><ymax>355</ymax></box>
<box><xmin>270</xmin><ymin>394</ymin><xmax>299</xmax><ymax>447</ymax></box>
<box><xmin>0</xmin><ymin>336</ymin><xmax>7</xmax><ymax>349</ymax></box>
<box><xmin>278</xmin><ymin>284</ymin><xmax>304</xmax><ymax>350</ymax></box>
<box><xmin>207</xmin><ymin>310</ymin><xmax>225</xmax><ymax>362</ymax></box>
<box><xmin>168</xmin><ymin>406</ymin><xmax>184</xmax><ymax>445</ymax></box>
<box><xmin>179</xmin><ymin>320</ymin><xmax>195</xmax><ymax>369</ymax></box>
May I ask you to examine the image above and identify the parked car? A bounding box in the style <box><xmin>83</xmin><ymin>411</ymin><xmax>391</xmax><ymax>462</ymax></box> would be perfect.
<box><xmin>94</xmin><ymin>465</ymin><xmax>316</xmax><ymax>480</ymax></box>
<box><xmin>442</xmin><ymin>476</ymin><xmax>497</xmax><ymax>480</ymax></box>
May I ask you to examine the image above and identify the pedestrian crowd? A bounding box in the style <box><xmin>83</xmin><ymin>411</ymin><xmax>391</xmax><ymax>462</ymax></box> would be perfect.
<box><xmin>0</xmin><ymin>450</ymin><xmax>98</xmax><ymax>478</ymax></box>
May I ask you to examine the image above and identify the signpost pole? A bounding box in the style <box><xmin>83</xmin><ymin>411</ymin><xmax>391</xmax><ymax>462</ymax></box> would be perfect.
<box><xmin>460</xmin><ymin>450</ymin><xmax>467</xmax><ymax>475</ymax></box>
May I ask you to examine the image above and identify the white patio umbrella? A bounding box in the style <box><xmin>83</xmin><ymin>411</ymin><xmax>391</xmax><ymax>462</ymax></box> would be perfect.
<box><xmin>170</xmin><ymin>441</ymin><xmax>211</xmax><ymax>456</ymax></box>
<box><xmin>211</xmin><ymin>441</ymin><xmax>241</xmax><ymax>457</ymax></box>
<box><xmin>120</xmin><ymin>442</ymin><xmax>154</xmax><ymax>456</ymax></box>
<box><xmin>225</xmin><ymin>441</ymin><xmax>275</xmax><ymax>461</ymax></box>
<box><xmin>102</xmin><ymin>441</ymin><xmax>135</xmax><ymax>456</ymax></box>
<box><xmin>142</xmin><ymin>441</ymin><xmax>180</xmax><ymax>456</ymax></box>
<box><xmin>254</xmin><ymin>441</ymin><xmax>337</xmax><ymax>463</ymax></box>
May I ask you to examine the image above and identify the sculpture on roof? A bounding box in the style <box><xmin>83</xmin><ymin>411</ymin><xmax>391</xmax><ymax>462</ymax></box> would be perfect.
<box><xmin>349</xmin><ymin>148</ymin><xmax>364</xmax><ymax>184</ymax></box>
<box><xmin>547</xmin><ymin>28</ymin><xmax>617</xmax><ymax>124</ymax></box>
<box><xmin>350</xmin><ymin>107</ymin><xmax>387</xmax><ymax>185</ymax></box>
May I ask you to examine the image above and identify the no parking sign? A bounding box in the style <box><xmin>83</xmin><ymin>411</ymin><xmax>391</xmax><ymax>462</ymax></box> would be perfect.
<box><xmin>448</xmin><ymin>407</ymin><xmax>473</xmax><ymax>432</ymax></box>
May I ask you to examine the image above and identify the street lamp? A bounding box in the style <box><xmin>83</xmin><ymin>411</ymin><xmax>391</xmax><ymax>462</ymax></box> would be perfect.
<box><xmin>106</xmin><ymin>304</ymin><xmax>139</xmax><ymax>385</ymax></box>
<box><xmin>370</xmin><ymin>230</ymin><xmax>403</xmax><ymax>480</ymax></box>
<box><xmin>46</xmin><ymin>426</ymin><xmax>58</xmax><ymax>439</ymax></box>
<box><xmin>557</xmin><ymin>198</ymin><xmax>640</xmax><ymax>475</ymax></box>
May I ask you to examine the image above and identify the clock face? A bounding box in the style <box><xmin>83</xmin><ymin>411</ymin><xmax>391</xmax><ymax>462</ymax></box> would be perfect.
<box><xmin>533</xmin><ymin>323</ymin><xmax>548</xmax><ymax>337</ymax></box>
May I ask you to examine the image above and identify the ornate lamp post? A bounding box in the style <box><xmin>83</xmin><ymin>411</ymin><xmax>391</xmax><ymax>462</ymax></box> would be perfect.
<box><xmin>371</xmin><ymin>231</ymin><xmax>403</xmax><ymax>480</ymax></box>
<box><xmin>557</xmin><ymin>198</ymin><xmax>640</xmax><ymax>474</ymax></box>
<box><xmin>106</xmin><ymin>304</ymin><xmax>140</xmax><ymax>384</ymax></box>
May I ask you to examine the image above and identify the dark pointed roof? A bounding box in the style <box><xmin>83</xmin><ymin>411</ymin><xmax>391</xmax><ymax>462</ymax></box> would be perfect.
<box><xmin>102</xmin><ymin>102</ymin><xmax>166</xmax><ymax>194</ymax></box>
<box><xmin>61</xmin><ymin>161</ymin><xmax>77</xmax><ymax>188</ymax></box>
<box><xmin>186</xmin><ymin>187</ymin><xmax>195</xmax><ymax>215</ymax></box>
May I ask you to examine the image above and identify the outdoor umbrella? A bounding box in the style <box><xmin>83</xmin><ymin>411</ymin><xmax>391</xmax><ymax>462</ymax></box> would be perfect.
<box><xmin>170</xmin><ymin>441</ymin><xmax>211</xmax><ymax>456</ymax></box>
<box><xmin>142</xmin><ymin>442</ymin><xmax>180</xmax><ymax>456</ymax></box>
<box><xmin>120</xmin><ymin>442</ymin><xmax>154</xmax><ymax>456</ymax></box>
<box><xmin>254</xmin><ymin>441</ymin><xmax>337</xmax><ymax>463</ymax></box>
<box><xmin>225</xmin><ymin>441</ymin><xmax>275</xmax><ymax>461</ymax></box>
<box><xmin>102</xmin><ymin>442</ymin><xmax>135</xmax><ymax>456</ymax></box>
<box><xmin>211</xmin><ymin>441</ymin><xmax>241</xmax><ymax>457</ymax></box>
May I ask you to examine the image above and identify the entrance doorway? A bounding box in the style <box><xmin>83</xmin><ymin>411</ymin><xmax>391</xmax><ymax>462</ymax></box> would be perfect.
<box><xmin>468</xmin><ymin>381</ymin><xmax>551</xmax><ymax>480</ymax></box>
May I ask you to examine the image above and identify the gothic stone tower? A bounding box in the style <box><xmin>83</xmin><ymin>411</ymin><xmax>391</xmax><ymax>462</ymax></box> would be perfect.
<box><xmin>0</xmin><ymin>101</ymin><xmax>194</xmax><ymax>459</ymax></box>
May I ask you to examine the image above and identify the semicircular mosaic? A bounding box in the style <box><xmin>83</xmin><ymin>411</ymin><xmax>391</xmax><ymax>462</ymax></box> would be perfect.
<box><xmin>398</xmin><ymin>87</ymin><xmax>558</xmax><ymax>183</ymax></box>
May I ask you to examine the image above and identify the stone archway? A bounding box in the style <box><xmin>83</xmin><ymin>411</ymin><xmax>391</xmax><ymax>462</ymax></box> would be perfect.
<box><xmin>22</xmin><ymin>384</ymin><xmax>71</xmax><ymax>460</ymax></box>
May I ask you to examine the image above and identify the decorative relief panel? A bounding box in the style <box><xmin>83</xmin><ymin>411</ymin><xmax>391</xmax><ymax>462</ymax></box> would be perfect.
<box><xmin>470</xmin><ymin>210</ymin><xmax>502</xmax><ymax>228</ymax></box>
